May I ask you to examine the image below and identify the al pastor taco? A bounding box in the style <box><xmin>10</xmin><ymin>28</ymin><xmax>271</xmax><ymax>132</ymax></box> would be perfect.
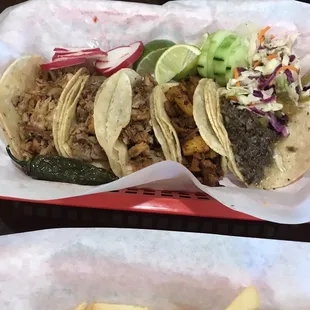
<box><xmin>152</xmin><ymin>77</ymin><xmax>227</xmax><ymax>187</ymax></box>
<box><xmin>94</xmin><ymin>68</ymin><xmax>176</xmax><ymax>177</ymax></box>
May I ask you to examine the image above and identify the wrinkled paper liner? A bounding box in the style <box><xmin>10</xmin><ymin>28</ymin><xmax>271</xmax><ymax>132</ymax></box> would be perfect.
<box><xmin>0</xmin><ymin>0</ymin><xmax>310</xmax><ymax>223</ymax></box>
<box><xmin>1</xmin><ymin>228</ymin><xmax>310</xmax><ymax>309</ymax></box>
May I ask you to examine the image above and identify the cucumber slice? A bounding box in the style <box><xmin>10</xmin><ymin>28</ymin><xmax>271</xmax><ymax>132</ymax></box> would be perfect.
<box><xmin>225</xmin><ymin>43</ymin><xmax>249</xmax><ymax>81</ymax></box>
<box><xmin>214</xmin><ymin>74</ymin><xmax>227</xmax><ymax>87</ymax></box>
<box><xmin>206</xmin><ymin>30</ymin><xmax>235</xmax><ymax>79</ymax></box>
<box><xmin>213</xmin><ymin>34</ymin><xmax>237</xmax><ymax>76</ymax></box>
<box><xmin>197</xmin><ymin>54</ymin><xmax>208</xmax><ymax>77</ymax></box>
<box><xmin>197</xmin><ymin>34</ymin><xmax>214</xmax><ymax>77</ymax></box>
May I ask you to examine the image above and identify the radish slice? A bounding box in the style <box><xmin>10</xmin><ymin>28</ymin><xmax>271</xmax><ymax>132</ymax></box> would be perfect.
<box><xmin>41</xmin><ymin>57</ymin><xmax>85</xmax><ymax>71</ymax></box>
<box><xmin>52</xmin><ymin>50</ymin><xmax>107</xmax><ymax>61</ymax></box>
<box><xmin>95</xmin><ymin>41</ymin><xmax>144</xmax><ymax>76</ymax></box>
<box><xmin>53</xmin><ymin>47</ymin><xmax>101</xmax><ymax>53</ymax></box>
<box><xmin>54</xmin><ymin>47</ymin><xmax>69</xmax><ymax>52</ymax></box>
<box><xmin>53</xmin><ymin>50</ymin><xmax>106</xmax><ymax>57</ymax></box>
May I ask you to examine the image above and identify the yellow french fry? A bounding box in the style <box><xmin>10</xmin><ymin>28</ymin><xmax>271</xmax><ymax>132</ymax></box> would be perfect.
<box><xmin>73</xmin><ymin>302</ymin><xmax>88</xmax><ymax>310</ymax></box>
<box><xmin>225</xmin><ymin>286</ymin><xmax>261</xmax><ymax>310</ymax></box>
<box><xmin>88</xmin><ymin>303</ymin><xmax>149</xmax><ymax>310</ymax></box>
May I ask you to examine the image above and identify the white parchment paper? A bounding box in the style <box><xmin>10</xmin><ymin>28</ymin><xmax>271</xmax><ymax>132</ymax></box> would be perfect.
<box><xmin>0</xmin><ymin>228</ymin><xmax>310</xmax><ymax>309</ymax></box>
<box><xmin>0</xmin><ymin>0</ymin><xmax>310</xmax><ymax>223</ymax></box>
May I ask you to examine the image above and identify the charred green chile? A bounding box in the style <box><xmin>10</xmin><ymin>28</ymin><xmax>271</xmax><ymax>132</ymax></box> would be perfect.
<box><xmin>7</xmin><ymin>146</ymin><xmax>117</xmax><ymax>185</ymax></box>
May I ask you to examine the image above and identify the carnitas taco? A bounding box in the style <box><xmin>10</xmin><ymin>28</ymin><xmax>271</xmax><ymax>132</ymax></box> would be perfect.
<box><xmin>152</xmin><ymin>77</ymin><xmax>227</xmax><ymax>187</ymax></box>
<box><xmin>203</xmin><ymin>28</ymin><xmax>310</xmax><ymax>189</ymax></box>
<box><xmin>94</xmin><ymin>68</ymin><xmax>176</xmax><ymax>177</ymax></box>
<box><xmin>56</xmin><ymin>67</ymin><xmax>108</xmax><ymax>166</ymax></box>
<box><xmin>0</xmin><ymin>55</ymin><xmax>83</xmax><ymax>160</ymax></box>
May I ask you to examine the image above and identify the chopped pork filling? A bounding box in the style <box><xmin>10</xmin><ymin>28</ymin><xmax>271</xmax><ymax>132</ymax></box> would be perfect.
<box><xmin>164</xmin><ymin>76</ymin><xmax>224</xmax><ymax>187</ymax></box>
<box><xmin>119</xmin><ymin>73</ymin><xmax>164</xmax><ymax>172</ymax></box>
<box><xmin>68</xmin><ymin>75</ymin><xmax>107</xmax><ymax>162</ymax></box>
<box><xmin>12</xmin><ymin>69</ymin><xmax>74</xmax><ymax>159</ymax></box>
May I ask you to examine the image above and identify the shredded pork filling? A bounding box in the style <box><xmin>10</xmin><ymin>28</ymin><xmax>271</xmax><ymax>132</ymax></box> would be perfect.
<box><xmin>119</xmin><ymin>73</ymin><xmax>164</xmax><ymax>172</ymax></box>
<box><xmin>13</xmin><ymin>69</ymin><xmax>73</xmax><ymax>159</ymax></box>
<box><xmin>164</xmin><ymin>77</ymin><xmax>224</xmax><ymax>187</ymax></box>
<box><xmin>68</xmin><ymin>75</ymin><xmax>107</xmax><ymax>162</ymax></box>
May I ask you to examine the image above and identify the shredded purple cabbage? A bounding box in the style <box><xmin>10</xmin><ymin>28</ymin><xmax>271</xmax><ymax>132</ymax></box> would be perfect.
<box><xmin>289</xmin><ymin>55</ymin><xmax>296</xmax><ymax>63</ymax></box>
<box><xmin>261</xmin><ymin>95</ymin><xmax>276</xmax><ymax>103</ymax></box>
<box><xmin>253</xmin><ymin>90</ymin><xmax>263</xmax><ymax>98</ymax></box>
<box><xmin>249</xmin><ymin>107</ymin><xmax>266</xmax><ymax>116</ymax></box>
<box><xmin>277</xmin><ymin>113</ymin><xmax>289</xmax><ymax>126</ymax></box>
<box><xmin>258</xmin><ymin>64</ymin><xmax>282</xmax><ymax>90</ymax></box>
<box><xmin>249</xmin><ymin>108</ymin><xmax>289</xmax><ymax>137</ymax></box>
<box><xmin>303</xmin><ymin>85</ymin><xmax>310</xmax><ymax>91</ymax></box>
<box><xmin>237</xmin><ymin>67</ymin><xmax>246</xmax><ymax>74</ymax></box>
<box><xmin>284</xmin><ymin>69</ymin><xmax>294</xmax><ymax>83</ymax></box>
<box><xmin>259</xmin><ymin>76</ymin><xmax>266</xmax><ymax>83</ymax></box>
<box><xmin>264</xmin><ymin>84</ymin><xmax>276</xmax><ymax>92</ymax></box>
<box><xmin>282</xmin><ymin>127</ymin><xmax>289</xmax><ymax>137</ymax></box>
<box><xmin>296</xmin><ymin>85</ymin><xmax>301</xmax><ymax>95</ymax></box>
<box><xmin>267</xmin><ymin>112</ymin><xmax>289</xmax><ymax>137</ymax></box>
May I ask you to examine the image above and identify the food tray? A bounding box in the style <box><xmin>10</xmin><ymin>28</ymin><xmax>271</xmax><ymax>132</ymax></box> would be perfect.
<box><xmin>0</xmin><ymin>188</ymin><xmax>258</xmax><ymax>220</ymax></box>
<box><xmin>3</xmin><ymin>198</ymin><xmax>310</xmax><ymax>242</ymax></box>
<box><xmin>2</xmin><ymin>0</ymin><xmax>310</xmax><ymax>225</ymax></box>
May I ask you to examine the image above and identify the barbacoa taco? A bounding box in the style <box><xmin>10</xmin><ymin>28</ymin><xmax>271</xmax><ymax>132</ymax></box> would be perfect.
<box><xmin>94</xmin><ymin>68</ymin><xmax>176</xmax><ymax>177</ymax></box>
<box><xmin>202</xmin><ymin>27</ymin><xmax>310</xmax><ymax>189</ymax></box>
<box><xmin>152</xmin><ymin>77</ymin><xmax>227</xmax><ymax>187</ymax></box>
<box><xmin>56</xmin><ymin>67</ymin><xmax>108</xmax><ymax>166</ymax></box>
<box><xmin>0</xmin><ymin>55</ymin><xmax>84</xmax><ymax>160</ymax></box>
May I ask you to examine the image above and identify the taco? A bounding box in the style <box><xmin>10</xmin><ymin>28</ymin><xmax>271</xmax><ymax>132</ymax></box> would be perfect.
<box><xmin>56</xmin><ymin>67</ymin><xmax>109</xmax><ymax>166</ymax></box>
<box><xmin>204</xmin><ymin>80</ymin><xmax>310</xmax><ymax>189</ymax></box>
<box><xmin>94</xmin><ymin>69</ymin><xmax>176</xmax><ymax>177</ymax></box>
<box><xmin>0</xmin><ymin>55</ymin><xmax>83</xmax><ymax>160</ymax></box>
<box><xmin>202</xmin><ymin>28</ymin><xmax>310</xmax><ymax>189</ymax></box>
<box><xmin>152</xmin><ymin>77</ymin><xmax>227</xmax><ymax>187</ymax></box>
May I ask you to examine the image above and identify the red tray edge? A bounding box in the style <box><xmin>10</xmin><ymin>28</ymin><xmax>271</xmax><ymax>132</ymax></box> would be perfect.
<box><xmin>0</xmin><ymin>188</ymin><xmax>260</xmax><ymax>221</ymax></box>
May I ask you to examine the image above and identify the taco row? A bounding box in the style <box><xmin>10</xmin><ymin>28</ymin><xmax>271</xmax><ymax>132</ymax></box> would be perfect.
<box><xmin>0</xmin><ymin>55</ymin><xmax>309</xmax><ymax>189</ymax></box>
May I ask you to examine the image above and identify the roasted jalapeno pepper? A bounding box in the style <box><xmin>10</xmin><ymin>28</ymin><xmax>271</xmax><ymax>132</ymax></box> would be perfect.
<box><xmin>7</xmin><ymin>146</ymin><xmax>117</xmax><ymax>185</ymax></box>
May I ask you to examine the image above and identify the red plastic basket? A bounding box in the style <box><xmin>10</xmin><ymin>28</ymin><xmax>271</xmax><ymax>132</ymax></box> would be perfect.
<box><xmin>0</xmin><ymin>188</ymin><xmax>259</xmax><ymax>220</ymax></box>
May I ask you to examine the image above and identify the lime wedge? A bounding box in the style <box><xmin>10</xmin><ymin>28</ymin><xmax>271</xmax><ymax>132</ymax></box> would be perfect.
<box><xmin>135</xmin><ymin>48</ymin><xmax>169</xmax><ymax>76</ymax></box>
<box><xmin>142</xmin><ymin>39</ymin><xmax>176</xmax><ymax>53</ymax></box>
<box><xmin>134</xmin><ymin>40</ymin><xmax>175</xmax><ymax>75</ymax></box>
<box><xmin>174</xmin><ymin>57</ymin><xmax>198</xmax><ymax>81</ymax></box>
<box><xmin>155</xmin><ymin>44</ymin><xmax>201</xmax><ymax>84</ymax></box>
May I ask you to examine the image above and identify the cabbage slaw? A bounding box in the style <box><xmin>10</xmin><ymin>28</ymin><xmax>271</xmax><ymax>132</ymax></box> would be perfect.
<box><xmin>225</xmin><ymin>25</ymin><xmax>308</xmax><ymax>137</ymax></box>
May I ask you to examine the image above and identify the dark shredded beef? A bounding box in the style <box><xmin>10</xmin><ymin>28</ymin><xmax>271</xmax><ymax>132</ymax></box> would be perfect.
<box><xmin>221</xmin><ymin>99</ymin><xmax>279</xmax><ymax>185</ymax></box>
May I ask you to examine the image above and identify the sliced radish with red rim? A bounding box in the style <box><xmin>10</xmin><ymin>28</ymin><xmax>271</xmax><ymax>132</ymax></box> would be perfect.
<box><xmin>41</xmin><ymin>57</ymin><xmax>86</xmax><ymax>71</ymax></box>
<box><xmin>45</xmin><ymin>42</ymin><xmax>144</xmax><ymax>74</ymax></box>
<box><xmin>53</xmin><ymin>47</ymin><xmax>102</xmax><ymax>53</ymax></box>
<box><xmin>95</xmin><ymin>41</ymin><xmax>144</xmax><ymax>76</ymax></box>
<box><xmin>52</xmin><ymin>50</ymin><xmax>107</xmax><ymax>61</ymax></box>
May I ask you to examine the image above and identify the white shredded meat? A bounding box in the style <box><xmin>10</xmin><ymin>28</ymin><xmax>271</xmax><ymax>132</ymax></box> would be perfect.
<box><xmin>68</xmin><ymin>75</ymin><xmax>107</xmax><ymax>162</ymax></box>
<box><xmin>13</xmin><ymin>69</ymin><xmax>73</xmax><ymax>159</ymax></box>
